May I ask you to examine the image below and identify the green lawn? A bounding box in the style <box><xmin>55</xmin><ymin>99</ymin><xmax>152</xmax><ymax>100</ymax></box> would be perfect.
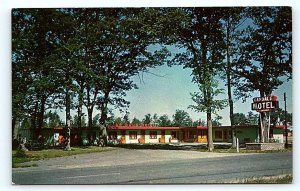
<box><xmin>12</xmin><ymin>146</ymin><xmax>117</xmax><ymax>168</ymax></box>
<box><xmin>197</xmin><ymin>147</ymin><xmax>293</xmax><ymax>153</ymax></box>
<box><xmin>240</xmin><ymin>174</ymin><xmax>292</xmax><ymax>184</ymax></box>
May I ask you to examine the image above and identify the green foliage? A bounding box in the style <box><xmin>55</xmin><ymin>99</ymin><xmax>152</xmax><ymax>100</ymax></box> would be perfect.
<box><xmin>92</xmin><ymin>114</ymin><xmax>100</xmax><ymax>127</ymax></box>
<box><xmin>234</xmin><ymin>7</ymin><xmax>292</xmax><ymax>98</ymax></box>
<box><xmin>247</xmin><ymin>111</ymin><xmax>259</xmax><ymax>125</ymax></box>
<box><xmin>158</xmin><ymin>115</ymin><xmax>172</xmax><ymax>127</ymax></box>
<box><xmin>270</xmin><ymin>108</ymin><xmax>292</xmax><ymax>125</ymax></box>
<box><xmin>12</xmin><ymin>9</ymin><xmax>67</xmax><ymax>131</ymax></box>
<box><xmin>131</xmin><ymin>117</ymin><xmax>142</xmax><ymax>125</ymax></box>
<box><xmin>122</xmin><ymin>113</ymin><xmax>130</xmax><ymax>125</ymax></box>
<box><xmin>160</xmin><ymin>8</ymin><xmax>231</xmax><ymax>151</ymax></box>
<box><xmin>44</xmin><ymin>111</ymin><xmax>63</xmax><ymax>128</ymax></box>
<box><xmin>113</xmin><ymin>117</ymin><xmax>123</xmax><ymax>125</ymax></box>
<box><xmin>233</xmin><ymin>7</ymin><xmax>292</xmax><ymax>143</ymax></box>
<box><xmin>152</xmin><ymin>113</ymin><xmax>159</xmax><ymax>126</ymax></box>
<box><xmin>192</xmin><ymin>119</ymin><xmax>206</xmax><ymax>126</ymax></box>
<box><xmin>12</xmin><ymin>8</ymin><xmax>292</xmax><ymax>146</ymax></box>
<box><xmin>189</xmin><ymin>86</ymin><xmax>228</xmax><ymax>115</ymax></box>
<box><xmin>189</xmin><ymin>80</ymin><xmax>228</xmax><ymax>116</ymax></box>
<box><xmin>21</xmin><ymin>118</ymin><xmax>31</xmax><ymax>129</ymax></box>
<box><xmin>172</xmin><ymin>109</ymin><xmax>193</xmax><ymax>127</ymax></box>
<box><xmin>231</xmin><ymin>112</ymin><xmax>259</xmax><ymax>126</ymax></box>
<box><xmin>142</xmin><ymin>114</ymin><xmax>152</xmax><ymax>124</ymax></box>
<box><xmin>212</xmin><ymin>116</ymin><xmax>223</xmax><ymax>127</ymax></box>
<box><xmin>232</xmin><ymin>113</ymin><xmax>248</xmax><ymax>125</ymax></box>
<box><xmin>15</xmin><ymin>148</ymin><xmax>26</xmax><ymax>158</ymax></box>
<box><xmin>12</xmin><ymin>8</ymin><xmax>170</xmax><ymax>135</ymax></box>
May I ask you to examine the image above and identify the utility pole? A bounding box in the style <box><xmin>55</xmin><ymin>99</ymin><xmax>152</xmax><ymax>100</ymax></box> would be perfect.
<box><xmin>284</xmin><ymin>92</ymin><xmax>288</xmax><ymax>148</ymax></box>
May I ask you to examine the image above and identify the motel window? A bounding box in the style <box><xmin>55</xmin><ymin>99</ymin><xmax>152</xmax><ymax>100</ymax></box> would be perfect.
<box><xmin>149</xmin><ymin>131</ymin><xmax>157</xmax><ymax>139</ymax></box>
<box><xmin>171</xmin><ymin>131</ymin><xmax>177</xmax><ymax>139</ymax></box>
<box><xmin>129</xmin><ymin>131</ymin><xmax>137</xmax><ymax>140</ymax></box>
<box><xmin>215</xmin><ymin>130</ymin><xmax>222</xmax><ymax>139</ymax></box>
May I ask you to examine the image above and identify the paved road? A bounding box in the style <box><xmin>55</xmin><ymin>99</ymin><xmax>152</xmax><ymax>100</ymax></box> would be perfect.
<box><xmin>12</xmin><ymin>149</ymin><xmax>292</xmax><ymax>184</ymax></box>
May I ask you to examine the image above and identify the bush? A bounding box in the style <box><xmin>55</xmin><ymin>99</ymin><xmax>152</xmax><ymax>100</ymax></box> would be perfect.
<box><xmin>15</xmin><ymin>148</ymin><xmax>26</xmax><ymax>158</ymax></box>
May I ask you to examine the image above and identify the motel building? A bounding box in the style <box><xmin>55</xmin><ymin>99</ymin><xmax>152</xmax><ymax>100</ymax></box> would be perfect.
<box><xmin>108</xmin><ymin>124</ymin><xmax>208</xmax><ymax>144</ymax></box>
<box><xmin>17</xmin><ymin>124</ymin><xmax>286</xmax><ymax>147</ymax></box>
<box><xmin>107</xmin><ymin>124</ymin><xmax>286</xmax><ymax>144</ymax></box>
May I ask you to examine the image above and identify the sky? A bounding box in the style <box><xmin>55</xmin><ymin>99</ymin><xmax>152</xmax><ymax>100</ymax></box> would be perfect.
<box><xmin>111</xmin><ymin>43</ymin><xmax>293</xmax><ymax>125</ymax></box>
<box><xmin>117</xmin><ymin>62</ymin><xmax>293</xmax><ymax>125</ymax></box>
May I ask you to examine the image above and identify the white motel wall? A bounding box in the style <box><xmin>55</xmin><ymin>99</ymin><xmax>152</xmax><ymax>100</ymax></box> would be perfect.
<box><xmin>125</xmin><ymin>130</ymin><xmax>141</xmax><ymax>144</ymax></box>
<box><xmin>144</xmin><ymin>130</ymin><xmax>161</xmax><ymax>143</ymax></box>
<box><xmin>118</xmin><ymin>130</ymin><xmax>177</xmax><ymax>144</ymax></box>
<box><xmin>165</xmin><ymin>130</ymin><xmax>173</xmax><ymax>143</ymax></box>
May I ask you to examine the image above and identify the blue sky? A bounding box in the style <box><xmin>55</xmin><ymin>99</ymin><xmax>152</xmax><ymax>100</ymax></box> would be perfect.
<box><xmin>113</xmin><ymin>13</ymin><xmax>293</xmax><ymax>125</ymax></box>
<box><xmin>112</xmin><ymin>43</ymin><xmax>293</xmax><ymax>125</ymax></box>
<box><xmin>118</xmin><ymin>63</ymin><xmax>292</xmax><ymax>125</ymax></box>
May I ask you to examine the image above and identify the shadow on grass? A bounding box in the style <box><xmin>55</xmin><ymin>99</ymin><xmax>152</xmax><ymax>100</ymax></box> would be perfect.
<box><xmin>12</xmin><ymin>146</ymin><xmax>116</xmax><ymax>168</ymax></box>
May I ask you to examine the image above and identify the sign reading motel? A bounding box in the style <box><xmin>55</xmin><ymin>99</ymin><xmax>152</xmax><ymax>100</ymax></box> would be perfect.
<box><xmin>251</xmin><ymin>95</ymin><xmax>279</xmax><ymax>112</ymax></box>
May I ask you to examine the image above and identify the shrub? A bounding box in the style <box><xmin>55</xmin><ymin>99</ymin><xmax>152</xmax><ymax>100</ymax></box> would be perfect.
<box><xmin>15</xmin><ymin>148</ymin><xmax>26</xmax><ymax>158</ymax></box>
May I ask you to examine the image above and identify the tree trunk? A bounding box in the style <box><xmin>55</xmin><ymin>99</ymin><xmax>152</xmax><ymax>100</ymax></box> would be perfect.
<box><xmin>37</xmin><ymin>95</ymin><xmax>46</xmax><ymax>137</ymax></box>
<box><xmin>99</xmin><ymin>91</ymin><xmax>110</xmax><ymax>145</ymax></box>
<box><xmin>65</xmin><ymin>74</ymin><xmax>71</xmax><ymax>151</ymax></box>
<box><xmin>207</xmin><ymin>83</ymin><xmax>214</xmax><ymax>151</ymax></box>
<box><xmin>77</xmin><ymin>90</ymin><xmax>83</xmax><ymax>144</ymax></box>
<box><xmin>77</xmin><ymin>83</ymin><xmax>83</xmax><ymax>129</ymax></box>
<box><xmin>259</xmin><ymin>92</ymin><xmax>269</xmax><ymax>143</ymax></box>
<box><xmin>87</xmin><ymin>107</ymin><xmax>93</xmax><ymax>129</ymax></box>
<box><xmin>225</xmin><ymin>15</ymin><xmax>236</xmax><ymax>148</ymax></box>
<box><xmin>228</xmin><ymin>89</ymin><xmax>236</xmax><ymax>147</ymax></box>
<box><xmin>12</xmin><ymin>116</ymin><xmax>18</xmax><ymax>140</ymax></box>
<box><xmin>99</xmin><ymin>124</ymin><xmax>108</xmax><ymax>145</ymax></box>
<box><xmin>207</xmin><ymin>111</ymin><xmax>214</xmax><ymax>151</ymax></box>
<box><xmin>77</xmin><ymin>105</ymin><xmax>82</xmax><ymax>128</ymax></box>
<box><xmin>260</xmin><ymin>112</ymin><xmax>268</xmax><ymax>143</ymax></box>
<box><xmin>226</xmin><ymin>49</ymin><xmax>236</xmax><ymax>148</ymax></box>
<box><xmin>86</xmin><ymin>83</ymin><xmax>94</xmax><ymax>129</ymax></box>
<box><xmin>31</xmin><ymin>101</ymin><xmax>38</xmax><ymax>138</ymax></box>
<box><xmin>201</xmin><ymin>38</ymin><xmax>214</xmax><ymax>152</ymax></box>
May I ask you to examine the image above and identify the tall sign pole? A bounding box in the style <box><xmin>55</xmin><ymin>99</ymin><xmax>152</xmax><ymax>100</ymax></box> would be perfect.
<box><xmin>284</xmin><ymin>92</ymin><xmax>288</xmax><ymax>148</ymax></box>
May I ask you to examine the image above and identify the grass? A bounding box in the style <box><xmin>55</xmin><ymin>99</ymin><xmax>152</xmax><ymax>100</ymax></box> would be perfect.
<box><xmin>12</xmin><ymin>146</ymin><xmax>117</xmax><ymax>168</ymax></box>
<box><xmin>239</xmin><ymin>174</ymin><xmax>293</xmax><ymax>184</ymax></box>
<box><xmin>213</xmin><ymin>174</ymin><xmax>293</xmax><ymax>184</ymax></box>
<box><xmin>196</xmin><ymin>147</ymin><xmax>293</xmax><ymax>153</ymax></box>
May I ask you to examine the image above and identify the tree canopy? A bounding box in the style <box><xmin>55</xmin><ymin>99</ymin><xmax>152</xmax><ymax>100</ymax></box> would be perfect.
<box><xmin>12</xmin><ymin>7</ymin><xmax>292</xmax><ymax>147</ymax></box>
<box><xmin>12</xmin><ymin>8</ymin><xmax>170</xmax><ymax>144</ymax></box>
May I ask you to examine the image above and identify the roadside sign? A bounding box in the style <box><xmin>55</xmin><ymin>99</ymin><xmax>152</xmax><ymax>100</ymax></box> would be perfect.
<box><xmin>251</xmin><ymin>95</ymin><xmax>279</xmax><ymax>112</ymax></box>
<box><xmin>253</xmin><ymin>95</ymin><xmax>277</xmax><ymax>103</ymax></box>
<box><xmin>251</xmin><ymin>101</ymin><xmax>279</xmax><ymax>112</ymax></box>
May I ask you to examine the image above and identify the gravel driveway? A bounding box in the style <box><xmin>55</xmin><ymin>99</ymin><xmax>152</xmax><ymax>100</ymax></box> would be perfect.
<box><xmin>14</xmin><ymin>148</ymin><xmax>256</xmax><ymax>172</ymax></box>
